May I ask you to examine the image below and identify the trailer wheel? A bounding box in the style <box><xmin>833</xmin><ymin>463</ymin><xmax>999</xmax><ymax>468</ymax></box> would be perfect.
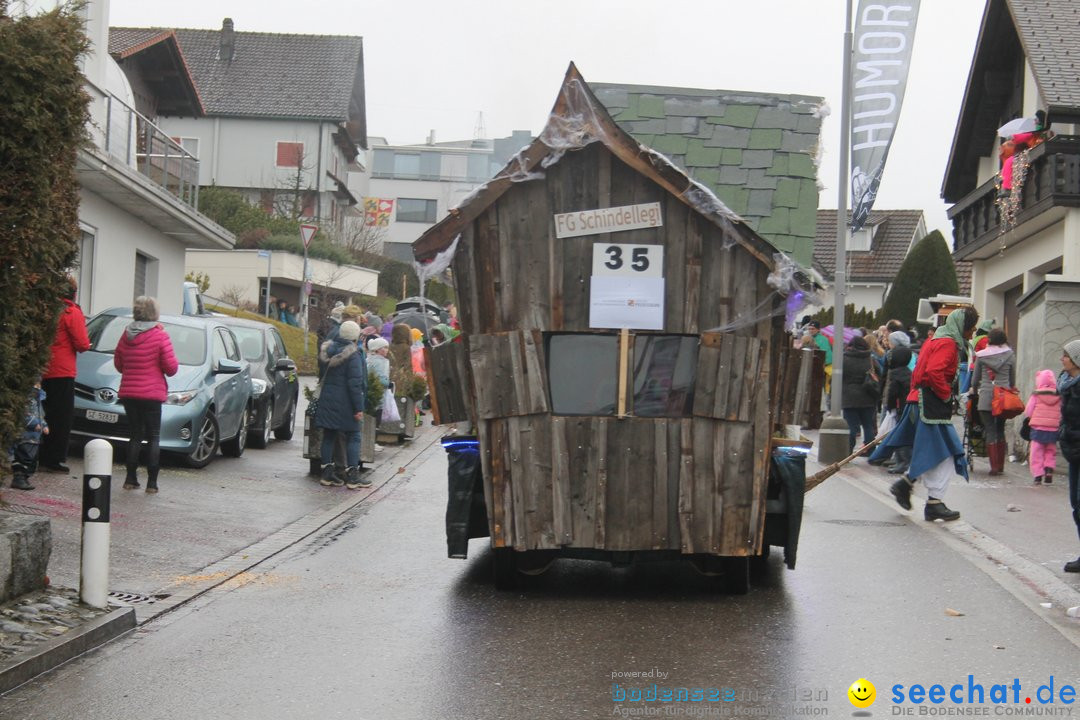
<box><xmin>750</xmin><ymin>546</ymin><xmax>771</xmax><ymax>578</ymax></box>
<box><xmin>723</xmin><ymin>557</ymin><xmax>750</xmax><ymax>595</ymax></box>
<box><xmin>493</xmin><ymin>548</ymin><xmax>518</xmax><ymax>591</ymax></box>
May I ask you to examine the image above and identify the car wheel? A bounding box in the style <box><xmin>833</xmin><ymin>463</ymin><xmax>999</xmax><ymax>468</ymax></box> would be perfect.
<box><xmin>274</xmin><ymin>395</ymin><xmax>296</xmax><ymax>441</ymax></box>
<box><xmin>249</xmin><ymin>400</ymin><xmax>272</xmax><ymax>449</ymax></box>
<box><xmin>222</xmin><ymin>404</ymin><xmax>249</xmax><ymax>457</ymax></box>
<box><xmin>185</xmin><ymin>411</ymin><xmax>220</xmax><ymax>468</ymax></box>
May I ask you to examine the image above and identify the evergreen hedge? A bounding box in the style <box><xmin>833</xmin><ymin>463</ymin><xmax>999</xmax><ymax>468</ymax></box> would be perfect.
<box><xmin>880</xmin><ymin>230</ymin><xmax>960</xmax><ymax>328</ymax></box>
<box><xmin>0</xmin><ymin>4</ymin><xmax>89</xmax><ymax>464</ymax></box>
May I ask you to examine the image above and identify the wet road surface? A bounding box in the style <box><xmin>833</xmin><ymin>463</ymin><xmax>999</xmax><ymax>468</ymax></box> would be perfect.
<box><xmin>2</xmin><ymin>440</ymin><xmax>1079</xmax><ymax>718</ymax></box>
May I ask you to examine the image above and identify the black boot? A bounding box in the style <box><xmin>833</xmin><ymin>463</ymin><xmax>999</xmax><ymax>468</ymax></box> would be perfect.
<box><xmin>1034</xmin><ymin>475</ymin><xmax>1043</xmax><ymax>485</ymax></box>
<box><xmin>344</xmin><ymin>466</ymin><xmax>371</xmax><ymax>490</ymax></box>
<box><xmin>890</xmin><ymin>476</ymin><xmax>913</xmax><ymax>511</ymax></box>
<box><xmin>1064</xmin><ymin>556</ymin><xmax>1080</xmax><ymax>573</ymax></box>
<box><xmin>11</xmin><ymin>474</ymin><xmax>34</xmax><ymax>491</ymax></box>
<box><xmin>123</xmin><ymin>467</ymin><xmax>140</xmax><ymax>490</ymax></box>
<box><xmin>145</xmin><ymin>466</ymin><xmax>159</xmax><ymax>494</ymax></box>
<box><xmin>924</xmin><ymin>498</ymin><xmax>960</xmax><ymax>522</ymax></box>
<box><xmin>320</xmin><ymin>464</ymin><xmax>345</xmax><ymax>487</ymax></box>
<box><xmin>1043</xmin><ymin>470</ymin><xmax>1053</xmax><ymax>485</ymax></box>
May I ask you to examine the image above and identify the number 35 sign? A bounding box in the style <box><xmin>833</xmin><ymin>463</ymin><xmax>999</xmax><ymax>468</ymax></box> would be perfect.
<box><xmin>591</xmin><ymin>244</ymin><xmax>663</xmax><ymax>278</ymax></box>
<box><xmin>589</xmin><ymin>244</ymin><xmax>665</xmax><ymax>330</ymax></box>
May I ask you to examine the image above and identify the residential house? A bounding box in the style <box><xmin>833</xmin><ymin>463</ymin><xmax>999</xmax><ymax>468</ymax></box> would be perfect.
<box><xmin>109</xmin><ymin>19</ymin><xmax>370</xmax><ymax>314</ymax></box>
<box><xmin>591</xmin><ymin>83</ymin><xmax>825</xmax><ymax>267</ymax></box>
<box><xmin>944</xmin><ymin>0</ymin><xmax>1080</xmax><ymax>406</ymax></box>
<box><xmin>56</xmin><ymin>0</ymin><xmax>234</xmax><ymax>316</ymax></box>
<box><xmin>812</xmin><ymin>210</ymin><xmax>928</xmax><ymax>316</ymax></box>
<box><xmin>109</xmin><ymin>20</ymin><xmax>367</xmax><ymax>235</ymax></box>
<box><xmin>367</xmin><ymin>131</ymin><xmax>533</xmax><ymax>263</ymax></box>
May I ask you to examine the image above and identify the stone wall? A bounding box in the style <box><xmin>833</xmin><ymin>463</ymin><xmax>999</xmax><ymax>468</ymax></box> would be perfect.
<box><xmin>0</xmin><ymin>513</ymin><xmax>51</xmax><ymax>603</ymax></box>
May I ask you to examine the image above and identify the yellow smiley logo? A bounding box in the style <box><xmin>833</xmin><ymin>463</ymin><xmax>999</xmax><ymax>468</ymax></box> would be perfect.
<box><xmin>848</xmin><ymin>678</ymin><xmax>876</xmax><ymax>709</ymax></box>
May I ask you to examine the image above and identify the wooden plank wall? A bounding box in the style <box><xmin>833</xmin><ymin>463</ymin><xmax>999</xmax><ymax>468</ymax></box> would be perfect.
<box><xmin>425</xmin><ymin>342</ymin><xmax>471</xmax><ymax>425</ymax></box>
<box><xmin>447</xmin><ymin>143</ymin><xmax>782</xmax><ymax>557</ymax></box>
<box><xmin>469</xmin><ymin>331</ymin><xmax>548</xmax><ymax>419</ymax></box>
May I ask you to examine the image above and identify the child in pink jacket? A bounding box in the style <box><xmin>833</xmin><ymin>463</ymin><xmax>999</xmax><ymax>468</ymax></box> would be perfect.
<box><xmin>1025</xmin><ymin>369</ymin><xmax>1062</xmax><ymax>485</ymax></box>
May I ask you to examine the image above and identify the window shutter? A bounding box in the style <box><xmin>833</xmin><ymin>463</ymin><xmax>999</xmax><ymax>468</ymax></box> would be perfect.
<box><xmin>276</xmin><ymin>142</ymin><xmax>303</xmax><ymax>167</ymax></box>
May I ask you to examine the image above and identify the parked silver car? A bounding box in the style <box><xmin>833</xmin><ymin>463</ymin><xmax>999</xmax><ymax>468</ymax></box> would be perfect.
<box><xmin>72</xmin><ymin>309</ymin><xmax>253</xmax><ymax>468</ymax></box>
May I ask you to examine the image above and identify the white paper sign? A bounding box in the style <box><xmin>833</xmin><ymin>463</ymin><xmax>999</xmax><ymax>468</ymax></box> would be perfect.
<box><xmin>589</xmin><ymin>276</ymin><xmax>665</xmax><ymax>330</ymax></box>
<box><xmin>592</xmin><ymin>244</ymin><xmax>663</xmax><ymax>278</ymax></box>
<box><xmin>554</xmin><ymin>202</ymin><xmax>662</xmax><ymax>239</ymax></box>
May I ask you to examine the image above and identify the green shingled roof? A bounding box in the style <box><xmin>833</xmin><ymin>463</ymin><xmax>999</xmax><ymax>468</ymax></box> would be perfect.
<box><xmin>592</xmin><ymin>83</ymin><xmax>825</xmax><ymax>267</ymax></box>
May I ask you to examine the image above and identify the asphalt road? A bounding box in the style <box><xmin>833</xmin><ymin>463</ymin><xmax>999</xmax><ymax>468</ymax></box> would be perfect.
<box><xmin>2</xmin><ymin>436</ymin><xmax>1079</xmax><ymax>719</ymax></box>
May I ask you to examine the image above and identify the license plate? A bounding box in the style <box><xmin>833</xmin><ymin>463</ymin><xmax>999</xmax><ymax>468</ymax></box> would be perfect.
<box><xmin>86</xmin><ymin>410</ymin><xmax>118</xmax><ymax>423</ymax></box>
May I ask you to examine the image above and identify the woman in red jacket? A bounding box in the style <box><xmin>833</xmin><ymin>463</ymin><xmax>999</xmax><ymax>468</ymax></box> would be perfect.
<box><xmin>40</xmin><ymin>276</ymin><xmax>91</xmax><ymax>473</ymax></box>
<box><xmin>113</xmin><ymin>296</ymin><xmax>178</xmax><ymax>493</ymax></box>
<box><xmin>872</xmin><ymin>307</ymin><xmax>979</xmax><ymax>521</ymax></box>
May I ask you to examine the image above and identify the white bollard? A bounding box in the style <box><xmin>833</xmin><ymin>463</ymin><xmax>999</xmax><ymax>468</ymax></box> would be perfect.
<box><xmin>80</xmin><ymin>439</ymin><xmax>112</xmax><ymax>609</ymax></box>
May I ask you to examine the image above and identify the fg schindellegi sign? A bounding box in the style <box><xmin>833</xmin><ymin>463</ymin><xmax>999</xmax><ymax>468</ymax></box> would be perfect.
<box><xmin>554</xmin><ymin>202</ymin><xmax>662</xmax><ymax>239</ymax></box>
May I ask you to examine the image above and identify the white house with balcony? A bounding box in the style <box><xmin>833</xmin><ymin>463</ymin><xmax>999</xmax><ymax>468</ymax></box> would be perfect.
<box><xmin>35</xmin><ymin>0</ymin><xmax>235</xmax><ymax>316</ymax></box>
<box><xmin>945</xmin><ymin>0</ymin><xmax>1080</xmax><ymax>418</ymax></box>
<box><xmin>367</xmin><ymin>131</ymin><xmax>532</xmax><ymax>262</ymax></box>
<box><xmin>109</xmin><ymin>20</ymin><xmax>368</xmax><ymax>238</ymax></box>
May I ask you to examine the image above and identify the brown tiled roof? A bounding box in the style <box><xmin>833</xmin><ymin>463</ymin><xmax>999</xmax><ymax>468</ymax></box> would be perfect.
<box><xmin>1009</xmin><ymin>0</ymin><xmax>1080</xmax><ymax>112</ymax></box>
<box><xmin>813</xmin><ymin>209</ymin><xmax>924</xmax><ymax>282</ymax></box>
<box><xmin>954</xmin><ymin>260</ymin><xmax>974</xmax><ymax>296</ymax></box>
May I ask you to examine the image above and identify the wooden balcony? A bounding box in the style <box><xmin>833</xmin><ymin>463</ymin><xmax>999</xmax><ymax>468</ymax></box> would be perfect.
<box><xmin>949</xmin><ymin>135</ymin><xmax>1080</xmax><ymax>260</ymax></box>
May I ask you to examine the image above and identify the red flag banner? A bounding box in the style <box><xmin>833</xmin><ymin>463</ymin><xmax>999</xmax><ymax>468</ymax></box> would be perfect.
<box><xmin>363</xmin><ymin>197</ymin><xmax>394</xmax><ymax>227</ymax></box>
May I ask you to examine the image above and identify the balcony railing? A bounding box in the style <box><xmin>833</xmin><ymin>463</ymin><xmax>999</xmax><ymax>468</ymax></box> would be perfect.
<box><xmin>949</xmin><ymin>135</ymin><xmax>1080</xmax><ymax>258</ymax></box>
<box><xmin>103</xmin><ymin>93</ymin><xmax>200</xmax><ymax>208</ymax></box>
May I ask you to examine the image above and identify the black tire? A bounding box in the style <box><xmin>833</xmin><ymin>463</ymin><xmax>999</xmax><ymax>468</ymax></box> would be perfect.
<box><xmin>221</xmin><ymin>405</ymin><xmax>248</xmax><ymax>457</ymax></box>
<box><xmin>723</xmin><ymin>556</ymin><xmax>750</xmax><ymax>595</ymax></box>
<box><xmin>750</xmin><ymin>546</ymin><xmax>771</xmax><ymax>578</ymax></box>
<box><xmin>493</xmin><ymin>548</ymin><xmax>518</xmax><ymax>591</ymax></box>
<box><xmin>249</xmin><ymin>401</ymin><xmax>272</xmax><ymax>449</ymax></box>
<box><xmin>274</xmin><ymin>395</ymin><xmax>297</xmax><ymax>441</ymax></box>
<box><xmin>184</xmin><ymin>411</ymin><xmax>220</xmax><ymax>468</ymax></box>
<box><xmin>309</xmin><ymin>457</ymin><xmax>322</xmax><ymax>477</ymax></box>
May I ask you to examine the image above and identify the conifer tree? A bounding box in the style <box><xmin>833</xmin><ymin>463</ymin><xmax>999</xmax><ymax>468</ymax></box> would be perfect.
<box><xmin>880</xmin><ymin>230</ymin><xmax>960</xmax><ymax>328</ymax></box>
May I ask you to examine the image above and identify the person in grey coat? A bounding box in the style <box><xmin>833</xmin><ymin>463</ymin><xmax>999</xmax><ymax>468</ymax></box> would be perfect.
<box><xmin>315</xmin><ymin>321</ymin><xmax>370</xmax><ymax>490</ymax></box>
<box><xmin>971</xmin><ymin>328</ymin><xmax>1015</xmax><ymax>475</ymax></box>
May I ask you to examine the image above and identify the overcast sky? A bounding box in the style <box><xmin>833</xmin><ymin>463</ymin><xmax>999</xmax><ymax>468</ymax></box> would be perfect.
<box><xmin>106</xmin><ymin>0</ymin><xmax>988</xmax><ymax>236</ymax></box>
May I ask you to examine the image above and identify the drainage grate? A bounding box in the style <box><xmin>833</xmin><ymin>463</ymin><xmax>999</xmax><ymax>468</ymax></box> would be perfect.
<box><xmin>107</xmin><ymin>591</ymin><xmax>170</xmax><ymax>606</ymax></box>
<box><xmin>824</xmin><ymin>519</ymin><xmax>906</xmax><ymax>528</ymax></box>
<box><xmin>0</xmin><ymin>503</ymin><xmax>50</xmax><ymax>517</ymax></box>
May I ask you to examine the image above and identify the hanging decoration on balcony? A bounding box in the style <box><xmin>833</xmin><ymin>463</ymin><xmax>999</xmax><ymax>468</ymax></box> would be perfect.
<box><xmin>995</xmin><ymin>112</ymin><xmax>1052</xmax><ymax>239</ymax></box>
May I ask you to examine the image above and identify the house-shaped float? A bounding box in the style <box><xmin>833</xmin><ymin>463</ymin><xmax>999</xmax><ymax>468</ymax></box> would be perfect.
<box><xmin>414</xmin><ymin>65</ymin><xmax>818</xmax><ymax>590</ymax></box>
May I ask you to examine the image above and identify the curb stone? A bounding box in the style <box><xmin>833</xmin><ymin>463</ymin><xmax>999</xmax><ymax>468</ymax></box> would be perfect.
<box><xmin>0</xmin><ymin>599</ymin><xmax>134</xmax><ymax>695</ymax></box>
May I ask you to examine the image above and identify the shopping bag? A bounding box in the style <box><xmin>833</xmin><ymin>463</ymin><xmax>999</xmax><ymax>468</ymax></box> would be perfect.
<box><xmin>878</xmin><ymin>410</ymin><xmax>897</xmax><ymax>436</ymax></box>
<box><xmin>381</xmin><ymin>388</ymin><xmax>401</xmax><ymax>424</ymax></box>
<box><xmin>991</xmin><ymin>386</ymin><xmax>1024</xmax><ymax>419</ymax></box>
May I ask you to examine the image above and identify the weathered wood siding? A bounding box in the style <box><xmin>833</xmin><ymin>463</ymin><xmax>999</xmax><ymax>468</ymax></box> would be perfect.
<box><xmin>444</xmin><ymin>142</ymin><xmax>797</xmax><ymax>556</ymax></box>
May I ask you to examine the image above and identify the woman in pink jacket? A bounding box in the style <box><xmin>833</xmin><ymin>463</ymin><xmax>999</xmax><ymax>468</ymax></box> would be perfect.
<box><xmin>113</xmin><ymin>296</ymin><xmax>178</xmax><ymax>493</ymax></box>
<box><xmin>1025</xmin><ymin>369</ymin><xmax>1062</xmax><ymax>485</ymax></box>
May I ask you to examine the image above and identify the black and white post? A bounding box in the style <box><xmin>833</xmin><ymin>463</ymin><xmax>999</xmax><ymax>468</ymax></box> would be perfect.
<box><xmin>81</xmin><ymin>438</ymin><xmax>112</xmax><ymax>608</ymax></box>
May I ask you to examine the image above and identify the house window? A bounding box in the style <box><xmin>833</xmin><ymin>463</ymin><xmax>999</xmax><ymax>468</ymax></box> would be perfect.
<box><xmin>849</xmin><ymin>226</ymin><xmax>874</xmax><ymax>252</ymax></box>
<box><xmin>393</xmin><ymin>153</ymin><xmax>420</xmax><ymax>177</ymax></box>
<box><xmin>134</xmin><ymin>252</ymin><xmax>148</xmax><ymax>299</ymax></box>
<box><xmin>171</xmin><ymin>136</ymin><xmax>199</xmax><ymax>158</ymax></box>
<box><xmin>276</xmin><ymin>141</ymin><xmax>304</xmax><ymax>168</ymax></box>
<box><xmin>545</xmin><ymin>333</ymin><xmax>700</xmax><ymax>417</ymax></box>
<box><xmin>75</xmin><ymin>227</ymin><xmax>95</xmax><ymax>314</ymax></box>
<box><xmin>397</xmin><ymin>198</ymin><xmax>437</xmax><ymax>223</ymax></box>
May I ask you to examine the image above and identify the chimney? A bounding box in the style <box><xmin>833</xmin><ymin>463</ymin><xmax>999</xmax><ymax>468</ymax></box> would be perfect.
<box><xmin>219</xmin><ymin>18</ymin><xmax>235</xmax><ymax>62</ymax></box>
